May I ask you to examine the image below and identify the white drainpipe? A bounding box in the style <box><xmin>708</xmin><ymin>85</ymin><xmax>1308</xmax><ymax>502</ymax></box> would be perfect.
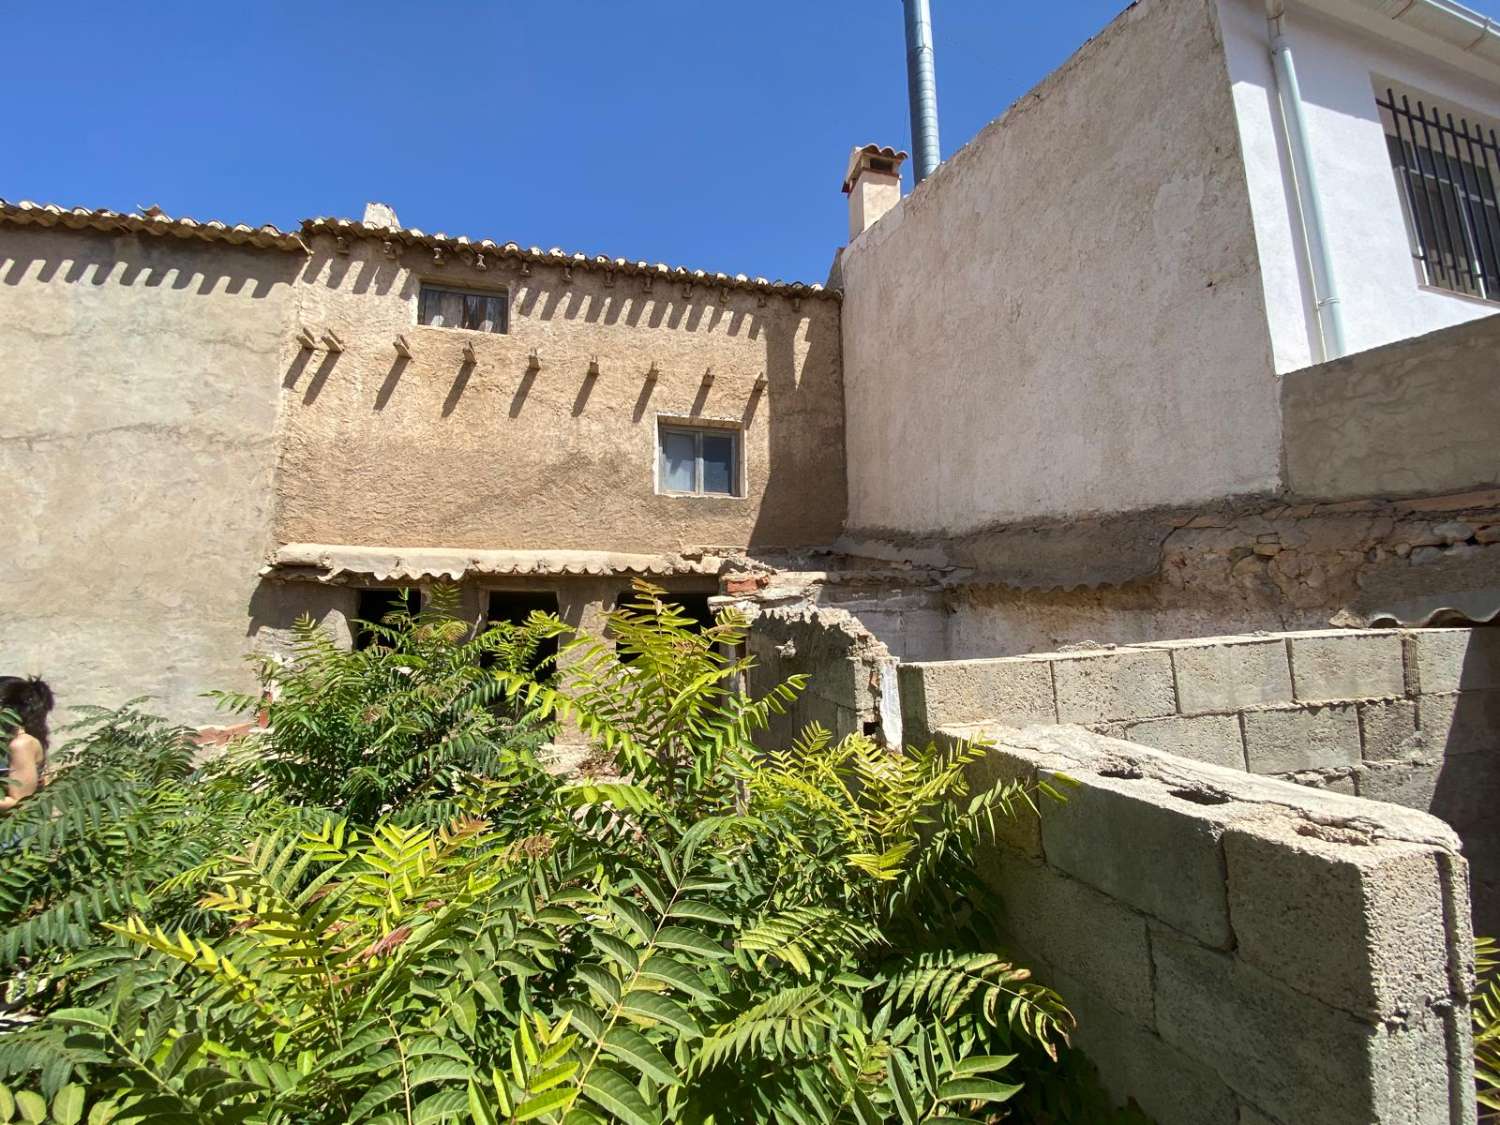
<box><xmin>1266</xmin><ymin>0</ymin><xmax>1347</xmax><ymax>361</ymax></box>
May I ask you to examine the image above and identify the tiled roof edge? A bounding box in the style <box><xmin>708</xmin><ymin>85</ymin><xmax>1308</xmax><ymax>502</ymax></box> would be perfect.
<box><xmin>300</xmin><ymin>216</ymin><xmax>841</xmax><ymax>301</ymax></box>
<box><xmin>0</xmin><ymin>199</ymin><xmax>305</xmax><ymax>251</ymax></box>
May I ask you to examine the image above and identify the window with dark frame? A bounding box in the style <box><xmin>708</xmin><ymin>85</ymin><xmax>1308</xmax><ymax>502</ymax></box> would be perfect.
<box><xmin>657</xmin><ymin>423</ymin><xmax>741</xmax><ymax>497</ymax></box>
<box><xmin>417</xmin><ymin>284</ymin><xmax>509</xmax><ymax>333</ymax></box>
<box><xmin>1379</xmin><ymin>86</ymin><xmax>1500</xmax><ymax>302</ymax></box>
<box><xmin>355</xmin><ymin>588</ymin><xmax>422</xmax><ymax>650</ymax></box>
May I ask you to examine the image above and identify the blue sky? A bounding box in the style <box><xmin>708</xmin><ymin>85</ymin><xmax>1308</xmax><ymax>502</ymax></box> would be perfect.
<box><xmin>10</xmin><ymin>1</ymin><xmax>1500</xmax><ymax>283</ymax></box>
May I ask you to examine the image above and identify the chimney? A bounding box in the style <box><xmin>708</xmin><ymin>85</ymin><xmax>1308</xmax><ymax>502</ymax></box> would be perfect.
<box><xmin>362</xmin><ymin>201</ymin><xmax>400</xmax><ymax>229</ymax></box>
<box><xmin>842</xmin><ymin>145</ymin><xmax>908</xmax><ymax>241</ymax></box>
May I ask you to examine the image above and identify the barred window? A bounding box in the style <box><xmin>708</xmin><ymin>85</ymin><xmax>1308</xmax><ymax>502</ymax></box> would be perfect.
<box><xmin>417</xmin><ymin>284</ymin><xmax>508</xmax><ymax>333</ymax></box>
<box><xmin>1379</xmin><ymin>87</ymin><xmax>1500</xmax><ymax>301</ymax></box>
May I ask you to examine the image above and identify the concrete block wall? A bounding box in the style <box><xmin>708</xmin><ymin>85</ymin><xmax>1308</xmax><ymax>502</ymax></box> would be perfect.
<box><xmin>902</xmin><ymin>626</ymin><xmax>1500</xmax><ymax>931</ymax></box>
<box><xmin>947</xmin><ymin>723</ymin><xmax>1475</xmax><ymax>1125</ymax></box>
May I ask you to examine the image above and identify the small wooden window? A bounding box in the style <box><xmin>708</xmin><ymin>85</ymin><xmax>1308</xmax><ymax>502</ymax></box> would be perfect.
<box><xmin>418</xmin><ymin>284</ymin><xmax>508</xmax><ymax>333</ymax></box>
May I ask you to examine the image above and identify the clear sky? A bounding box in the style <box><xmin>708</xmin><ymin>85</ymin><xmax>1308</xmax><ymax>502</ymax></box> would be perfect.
<box><xmin>9</xmin><ymin>1</ymin><xmax>1500</xmax><ymax>284</ymax></box>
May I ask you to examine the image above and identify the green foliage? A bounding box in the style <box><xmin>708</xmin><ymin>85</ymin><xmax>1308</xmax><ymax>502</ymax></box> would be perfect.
<box><xmin>0</xmin><ymin>704</ymin><xmax>273</xmax><ymax>1002</ymax></box>
<box><xmin>212</xmin><ymin>584</ymin><xmax>560</xmax><ymax>825</ymax></box>
<box><xmin>0</xmin><ymin>581</ymin><xmax>1140</xmax><ymax>1122</ymax></box>
<box><xmin>1477</xmin><ymin>935</ymin><xmax>1500</xmax><ymax>1119</ymax></box>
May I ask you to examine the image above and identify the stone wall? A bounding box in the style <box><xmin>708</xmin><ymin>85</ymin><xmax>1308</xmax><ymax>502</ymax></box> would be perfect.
<box><xmin>945</xmin><ymin>723</ymin><xmax>1475</xmax><ymax>1125</ymax></box>
<box><xmin>903</xmin><ymin>626</ymin><xmax>1500</xmax><ymax>932</ymax></box>
<box><xmin>274</xmin><ymin>233</ymin><xmax>846</xmax><ymax>556</ymax></box>
<box><xmin>0</xmin><ymin>226</ymin><xmax>300</xmax><ymax>727</ymax></box>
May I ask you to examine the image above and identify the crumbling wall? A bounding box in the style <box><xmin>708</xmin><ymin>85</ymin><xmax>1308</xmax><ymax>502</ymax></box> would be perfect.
<box><xmin>904</xmin><ymin>626</ymin><xmax>1500</xmax><ymax>933</ymax></box>
<box><xmin>945</xmin><ymin>723</ymin><xmax>1474</xmax><ymax>1125</ymax></box>
<box><xmin>745</xmin><ymin>605</ymin><xmax>899</xmax><ymax>748</ymax></box>
<box><xmin>941</xmin><ymin>487</ymin><xmax>1500</xmax><ymax>658</ymax></box>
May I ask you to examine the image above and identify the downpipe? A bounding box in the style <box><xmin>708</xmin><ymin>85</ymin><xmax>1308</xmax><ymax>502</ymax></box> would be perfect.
<box><xmin>1267</xmin><ymin>0</ymin><xmax>1347</xmax><ymax>360</ymax></box>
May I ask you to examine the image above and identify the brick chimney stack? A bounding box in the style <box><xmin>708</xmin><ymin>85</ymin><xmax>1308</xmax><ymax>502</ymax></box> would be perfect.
<box><xmin>842</xmin><ymin>145</ymin><xmax>908</xmax><ymax>242</ymax></box>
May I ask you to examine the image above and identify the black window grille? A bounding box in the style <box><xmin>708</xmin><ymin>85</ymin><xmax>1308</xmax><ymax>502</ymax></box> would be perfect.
<box><xmin>1378</xmin><ymin>87</ymin><xmax>1500</xmax><ymax>301</ymax></box>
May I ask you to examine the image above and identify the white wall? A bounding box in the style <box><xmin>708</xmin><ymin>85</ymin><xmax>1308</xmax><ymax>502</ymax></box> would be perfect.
<box><xmin>1219</xmin><ymin>0</ymin><xmax>1500</xmax><ymax>373</ymax></box>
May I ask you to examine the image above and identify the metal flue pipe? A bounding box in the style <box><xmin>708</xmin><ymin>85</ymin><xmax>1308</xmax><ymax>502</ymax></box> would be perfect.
<box><xmin>903</xmin><ymin>0</ymin><xmax>941</xmax><ymax>183</ymax></box>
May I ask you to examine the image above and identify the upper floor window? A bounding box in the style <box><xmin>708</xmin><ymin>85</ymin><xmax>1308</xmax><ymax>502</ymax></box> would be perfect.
<box><xmin>1378</xmin><ymin>86</ymin><xmax>1500</xmax><ymax>301</ymax></box>
<box><xmin>418</xmin><ymin>284</ymin><xmax>508</xmax><ymax>333</ymax></box>
<box><xmin>658</xmin><ymin>422</ymin><xmax>741</xmax><ymax>497</ymax></box>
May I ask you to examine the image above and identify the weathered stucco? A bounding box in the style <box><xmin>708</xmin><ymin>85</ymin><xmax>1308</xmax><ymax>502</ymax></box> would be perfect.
<box><xmin>273</xmin><ymin>234</ymin><xmax>846</xmax><ymax>555</ymax></box>
<box><xmin>838</xmin><ymin>0</ymin><xmax>1280</xmax><ymax>537</ymax></box>
<box><xmin>0</xmin><ymin>227</ymin><xmax>298</xmax><ymax>725</ymax></box>
<box><xmin>1282</xmin><ymin>314</ymin><xmax>1500</xmax><ymax>502</ymax></box>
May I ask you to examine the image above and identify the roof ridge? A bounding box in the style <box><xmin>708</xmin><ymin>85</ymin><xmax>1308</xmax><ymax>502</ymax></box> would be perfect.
<box><xmin>0</xmin><ymin>198</ymin><xmax>303</xmax><ymax>251</ymax></box>
<box><xmin>300</xmin><ymin>215</ymin><xmax>838</xmax><ymax>300</ymax></box>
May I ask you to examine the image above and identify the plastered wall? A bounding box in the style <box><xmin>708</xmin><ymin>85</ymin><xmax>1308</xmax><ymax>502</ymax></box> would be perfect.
<box><xmin>0</xmin><ymin>228</ymin><xmax>299</xmax><ymax>726</ymax></box>
<box><xmin>274</xmin><ymin>236</ymin><xmax>846</xmax><ymax>555</ymax></box>
<box><xmin>946</xmin><ymin>723</ymin><xmax>1474</xmax><ymax>1125</ymax></box>
<box><xmin>838</xmin><ymin>0</ymin><xmax>1281</xmax><ymax>538</ymax></box>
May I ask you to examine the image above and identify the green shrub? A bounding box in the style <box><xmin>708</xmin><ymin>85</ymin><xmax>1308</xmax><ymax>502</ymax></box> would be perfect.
<box><xmin>0</xmin><ymin>582</ymin><xmax>1143</xmax><ymax>1122</ymax></box>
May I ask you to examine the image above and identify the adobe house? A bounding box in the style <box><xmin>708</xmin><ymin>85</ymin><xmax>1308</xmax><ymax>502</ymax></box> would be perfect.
<box><xmin>5</xmin><ymin>1</ymin><xmax>1500</xmax><ymax>1115</ymax></box>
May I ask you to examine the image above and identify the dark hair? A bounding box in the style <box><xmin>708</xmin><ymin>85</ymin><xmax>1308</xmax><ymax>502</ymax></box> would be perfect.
<box><xmin>0</xmin><ymin>677</ymin><xmax>54</xmax><ymax>750</ymax></box>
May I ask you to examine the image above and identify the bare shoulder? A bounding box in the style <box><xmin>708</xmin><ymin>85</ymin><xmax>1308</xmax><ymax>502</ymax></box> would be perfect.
<box><xmin>8</xmin><ymin>731</ymin><xmax>44</xmax><ymax>767</ymax></box>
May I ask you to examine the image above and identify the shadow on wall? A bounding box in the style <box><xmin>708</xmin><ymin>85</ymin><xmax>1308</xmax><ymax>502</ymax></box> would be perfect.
<box><xmin>1</xmin><ymin>232</ymin><xmax>295</xmax><ymax>300</ymax></box>
<box><xmin>1429</xmin><ymin>634</ymin><xmax>1500</xmax><ymax>936</ymax></box>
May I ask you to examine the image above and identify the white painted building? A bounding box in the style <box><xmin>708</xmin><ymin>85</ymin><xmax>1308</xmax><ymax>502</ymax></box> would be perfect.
<box><xmin>1221</xmin><ymin>0</ymin><xmax>1500</xmax><ymax>372</ymax></box>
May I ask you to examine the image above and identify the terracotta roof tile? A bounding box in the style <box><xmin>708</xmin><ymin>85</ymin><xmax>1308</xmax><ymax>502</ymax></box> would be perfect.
<box><xmin>267</xmin><ymin>544</ymin><xmax>726</xmax><ymax>581</ymax></box>
<box><xmin>300</xmin><ymin>216</ymin><xmax>837</xmax><ymax>300</ymax></box>
<box><xmin>0</xmin><ymin>198</ymin><xmax>303</xmax><ymax>250</ymax></box>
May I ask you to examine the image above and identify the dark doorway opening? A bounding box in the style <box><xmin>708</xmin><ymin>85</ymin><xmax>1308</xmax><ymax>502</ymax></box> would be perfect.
<box><xmin>355</xmin><ymin>588</ymin><xmax>422</xmax><ymax>650</ymax></box>
<box><xmin>486</xmin><ymin>591</ymin><xmax>561</xmax><ymax>677</ymax></box>
<box><xmin>612</xmin><ymin>589</ymin><xmax>715</xmax><ymax>662</ymax></box>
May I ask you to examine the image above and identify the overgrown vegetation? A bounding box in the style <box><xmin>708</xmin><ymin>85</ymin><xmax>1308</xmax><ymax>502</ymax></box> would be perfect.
<box><xmin>0</xmin><ymin>583</ymin><xmax>1144</xmax><ymax>1123</ymax></box>
<box><xmin>1477</xmin><ymin>936</ymin><xmax>1500</xmax><ymax>1121</ymax></box>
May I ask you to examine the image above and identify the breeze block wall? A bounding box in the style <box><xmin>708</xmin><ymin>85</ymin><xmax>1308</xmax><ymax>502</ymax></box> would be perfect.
<box><xmin>902</xmin><ymin>627</ymin><xmax>1500</xmax><ymax>932</ymax></box>
<box><xmin>943</xmin><ymin>723</ymin><xmax>1475</xmax><ymax>1125</ymax></box>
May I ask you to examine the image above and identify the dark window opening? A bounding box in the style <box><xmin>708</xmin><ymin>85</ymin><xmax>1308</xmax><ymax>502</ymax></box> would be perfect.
<box><xmin>612</xmin><ymin>591</ymin><xmax>714</xmax><ymax>662</ymax></box>
<box><xmin>355</xmin><ymin>588</ymin><xmax>422</xmax><ymax>650</ymax></box>
<box><xmin>484</xmin><ymin>591</ymin><xmax>561</xmax><ymax>676</ymax></box>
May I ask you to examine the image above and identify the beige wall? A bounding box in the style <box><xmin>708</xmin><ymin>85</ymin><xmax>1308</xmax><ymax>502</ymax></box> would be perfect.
<box><xmin>838</xmin><ymin>0</ymin><xmax>1280</xmax><ymax>539</ymax></box>
<box><xmin>0</xmin><ymin>228</ymin><xmax>299</xmax><ymax>726</ymax></box>
<box><xmin>1282</xmin><ymin>314</ymin><xmax>1500</xmax><ymax>502</ymax></box>
<box><xmin>273</xmin><ymin>236</ymin><xmax>846</xmax><ymax>555</ymax></box>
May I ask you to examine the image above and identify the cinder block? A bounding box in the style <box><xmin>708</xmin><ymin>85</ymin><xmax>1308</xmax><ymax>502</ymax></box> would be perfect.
<box><xmin>1242</xmin><ymin>705</ymin><xmax>1360</xmax><ymax>774</ymax></box>
<box><xmin>1224</xmin><ymin>822</ymin><xmax>1456</xmax><ymax>1020</ymax></box>
<box><xmin>1409</xmin><ymin>628</ymin><xmax>1500</xmax><ymax>694</ymax></box>
<box><xmin>1167</xmin><ymin>638</ymin><xmax>1294</xmax><ymax>716</ymax></box>
<box><xmin>1124</xmin><ymin>713</ymin><xmax>1245</xmax><ymax>770</ymax></box>
<box><xmin>1358</xmin><ymin>698</ymin><xmax>1421</xmax><ymax>762</ymax></box>
<box><xmin>977</xmin><ymin>855</ymin><xmax>1154</xmax><ymax>1021</ymax></box>
<box><xmin>1358</xmin><ymin>761</ymin><xmax>1440</xmax><ymax>809</ymax></box>
<box><xmin>1039</xmin><ymin>771</ymin><xmax>1234</xmax><ymax>947</ymax></box>
<box><xmin>1418</xmin><ymin>690</ymin><xmax>1500</xmax><ymax>757</ymax></box>
<box><xmin>1047</xmin><ymin>965</ymin><xmax>1238</xmax><ymax>1125</ymax></box>
<box><xmin>1289</xmin><ymin>631</ymin><xmax>1405</xmax><ymax>703</ymax></box>
<box><xmin>1052</xmin><ymin>649</ymin><xmax>1176</xmax><ymax>724</ymax></box>
<box><xmin>898</xmin><ymin>657</ymin><xmax>1055</xmax><ymax>745</ymax></box>
<box><xmin>1153</xmin><ymin>928</ymin><xmax>1457</xmax><ymax>1125</ymax></box>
